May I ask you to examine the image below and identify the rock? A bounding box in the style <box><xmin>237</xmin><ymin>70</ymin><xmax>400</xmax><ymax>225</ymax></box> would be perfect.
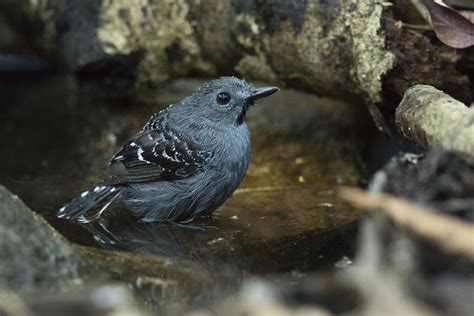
<box><xmin>0</xmin><ymin>0</ymin><xmax>394</xmax><ymax>102</ymax></box>
<box><xmin>0</xmin><ymin>185</ymin><xmax>86</xmax><ymax>294</ymax></box>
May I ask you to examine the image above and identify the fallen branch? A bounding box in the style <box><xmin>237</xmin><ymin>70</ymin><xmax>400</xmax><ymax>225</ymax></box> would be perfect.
<box><xmin>338</xmin><ymin>187</ymin><xmax>474</xmax><ymax>261</ymax></box>
<box><xmin>396</xmin><ymin>85</ymin><xmax>474</xmax><ymax>162</ymax></box>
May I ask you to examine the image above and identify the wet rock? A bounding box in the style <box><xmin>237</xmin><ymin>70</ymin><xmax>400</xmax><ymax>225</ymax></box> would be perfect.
<box><xmin>0</xmin><ymin>185</ymin><xmax>86</xmax><ymax>293</ymax></box>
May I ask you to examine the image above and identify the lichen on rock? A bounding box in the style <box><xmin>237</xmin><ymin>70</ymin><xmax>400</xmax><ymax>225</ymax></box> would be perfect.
<box><xmin>97</xmin><ymin>0</ymin><xmax>210</xmax><ymax>88</ymax></box>
<box><xmin>249</xmin><ymin>0</ymin><xmax>395</xmax><ymax>102</ymax></box>
<box><xmin>0</xmin><ymin>0</ymin><xmax>396</xmax><ymax>102</ymax></box>
<box><xmin>345</xmin><ymin>1</ymin><xmax>395</xmax><ymax>103</ymax></box>
<box><xmin>93</xmin><ymin>0</ymin><xmax>395</xmax><ymax>100</ymax></box>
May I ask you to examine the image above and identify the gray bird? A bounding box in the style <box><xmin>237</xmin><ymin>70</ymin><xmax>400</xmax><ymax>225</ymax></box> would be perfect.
<box><xmin>57</xmin><ymin>77</ymin><xmax>278</xmax><ymax>223</ymax></box>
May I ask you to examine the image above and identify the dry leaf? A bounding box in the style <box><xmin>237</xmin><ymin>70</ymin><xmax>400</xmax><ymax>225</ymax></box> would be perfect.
<box><xmin>422</xmin><ymin>0</ymin><xmax>474</xmax><ymax>48</ymax></box>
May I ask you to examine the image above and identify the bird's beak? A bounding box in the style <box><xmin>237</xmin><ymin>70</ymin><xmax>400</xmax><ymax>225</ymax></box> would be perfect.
<box><xmin>246</xmin><ymin>86</ymin><xmax>279</xmax><ymax>102</ymax></box>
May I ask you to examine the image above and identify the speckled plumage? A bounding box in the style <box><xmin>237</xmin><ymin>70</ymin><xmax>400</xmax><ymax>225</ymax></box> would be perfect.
<box><xmin>58</xmin><ymin>77</ymin><xmax>278</xmax><ymax>223</ymax></box>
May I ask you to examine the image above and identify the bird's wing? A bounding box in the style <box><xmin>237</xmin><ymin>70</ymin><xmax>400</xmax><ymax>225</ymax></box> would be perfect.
<box><xmin>99</xmin><ymin>127</ymin><xmax>213</xmax><ymax>185</ymax></box>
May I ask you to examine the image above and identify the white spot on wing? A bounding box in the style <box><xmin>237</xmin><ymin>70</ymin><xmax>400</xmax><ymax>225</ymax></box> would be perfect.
<box><xmin>94</xmin><ymin>186</ymin><xmax>106</xmax><ymax>192</ymax></box>
<box><xmin>81</xmin><ymin>191</ymin><xmax>89</xmax><ymax>197</ymax></box>
<box><xmin>137</xmin><ymin>147</ymin><xmax>145</xmax><ymax>161</ymax></box>
<box><xmin>137</xmin><ymin>147</ymin><xmax>151</xmax><ymax>164</ymax></box>
<box><xmin>162</xmin><ymin>149</ymin><xmax>173</xmax><ymax>160</ymax></box>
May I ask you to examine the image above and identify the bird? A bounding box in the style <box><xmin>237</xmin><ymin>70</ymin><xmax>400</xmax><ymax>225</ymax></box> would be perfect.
<box><xmin>57</xmin><ymin>77</ymin><xmax>278</xmax><ymax>223</ymax></box>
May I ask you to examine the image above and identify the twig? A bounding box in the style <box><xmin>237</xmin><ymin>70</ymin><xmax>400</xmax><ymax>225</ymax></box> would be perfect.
<box><xmin>410</xmin><ymin>0</ymin><xmax>433</xmax><ymax>25</ymax></box>
<box><xmin>367</xmin><ymin>103</ymin><xmax>393</xmax><ymax>137</ymax></box>
<box><xmin>338</xmin><ymin>187</ymin><xmax>474</xmax><ymax>261</ymax></box>
<box><xmin>385</xmin><ymin>17</ymin><xmax>432</xmax><ymax>31</ymax></box>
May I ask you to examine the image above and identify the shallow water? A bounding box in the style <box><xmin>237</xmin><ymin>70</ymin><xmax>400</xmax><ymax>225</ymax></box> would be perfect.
<box><xmin>0</xmin><ymin>74</ymin><xmax>368</xmax><ymax>311</ymax></box>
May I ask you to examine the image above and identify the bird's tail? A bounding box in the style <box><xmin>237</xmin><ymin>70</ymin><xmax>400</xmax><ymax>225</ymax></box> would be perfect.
<box><xmin>57</xmin><ymin>185</ymin><xmax>120</xmax><ymax>223</ymax></box>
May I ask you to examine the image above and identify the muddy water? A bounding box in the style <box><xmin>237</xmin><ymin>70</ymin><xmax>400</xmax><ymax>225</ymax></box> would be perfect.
<box><xmin>0</xmin><ymin>74</ymin><xmax>368</xmax><ymax>311</ymax></box>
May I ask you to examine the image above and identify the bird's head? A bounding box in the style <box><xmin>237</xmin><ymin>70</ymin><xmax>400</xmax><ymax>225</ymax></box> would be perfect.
<box><xmin>188</xmin><ymin>77</ymin><xmax>278</xmax><ymax>125</ymax></box>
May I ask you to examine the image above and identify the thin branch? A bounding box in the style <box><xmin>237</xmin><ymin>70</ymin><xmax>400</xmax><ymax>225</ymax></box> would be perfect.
<box><xmin>386</xmin><ymin>17</ymin><xmax>432</xmax><ymax>31</ymax></box>
<box><xmin>366</xmin><ymin>103</ymin><xmax>393</xmax><ymax>137</ymax></box>
<box><xmin>338</xmin><ymin>187</ymin><xmax>474</xmax><ymax>261</ymax></box>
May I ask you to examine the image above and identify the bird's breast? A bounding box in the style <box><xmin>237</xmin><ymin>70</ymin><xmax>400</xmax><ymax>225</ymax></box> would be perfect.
<box><xmin>216</xmin><ymin>126</ymin><xmax>251</xmax><ymax>186</ymax></box>
<box><xmin>183</xmin><ymin>119</ymin><xmax>250</xmax><ymax>171</ymax></box>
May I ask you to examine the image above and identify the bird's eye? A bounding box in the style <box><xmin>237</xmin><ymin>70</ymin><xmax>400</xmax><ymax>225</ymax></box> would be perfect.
<box><xmin>216</xmin><ymin>92</ymin><xmax>231</xmax><ymax>105</ymax></box>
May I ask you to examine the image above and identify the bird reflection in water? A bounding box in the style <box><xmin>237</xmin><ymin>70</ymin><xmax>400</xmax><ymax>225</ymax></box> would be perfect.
<box><xmin>80</xmin><ymin>215</ymin><xmax>246</xmax><ymax>308</ymax></box>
